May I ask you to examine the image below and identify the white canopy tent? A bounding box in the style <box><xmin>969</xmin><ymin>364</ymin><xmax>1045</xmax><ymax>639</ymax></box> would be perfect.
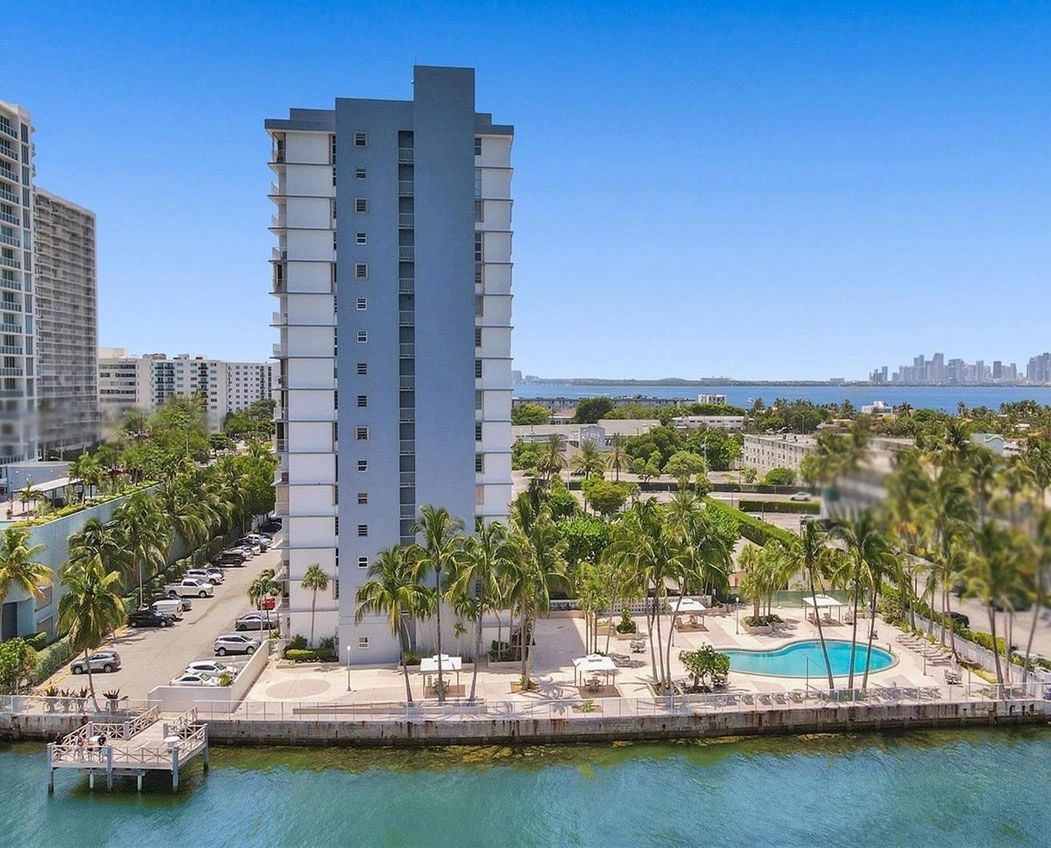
<box><xmin>670</xmin><ymin>596</ymin><xmax>708</xmax><ymax>628</ymax></box>
<box><xmin>803</xmin><ymin>594</ymin><xmax>846</xmax><ymax>622</ymax></box>
<box><xmin>573</xmin><ymin>653</ymin><xmax>617</xmax><ymax>688</ymax></box>
<box><xmin>419</xmin><ymin>654</ymin><xmax>463</xmax><ymax>694</ymax></box>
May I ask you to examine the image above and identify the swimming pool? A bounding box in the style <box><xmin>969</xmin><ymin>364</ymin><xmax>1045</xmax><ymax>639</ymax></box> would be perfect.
<box><xmin>722</xmin><ymin>640</ymin><xmax>895</xmax><ymax>678</ymax></box>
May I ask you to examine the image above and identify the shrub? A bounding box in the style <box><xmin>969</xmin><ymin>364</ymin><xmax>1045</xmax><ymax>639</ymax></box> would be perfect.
<box><xmin>738</xmin><ymin>499</ymin><xmax>820</xmax><ymax>515</ymax></box>
<box><xmin>284</xmin><ymin>649</ymin><xmax>322</xmax><ymax>663</ymax></box>
<box><xmin>743</xmin><ymin>614</ymin><xmax>782</xmax><ymax>627</ymax></box>
<box><xmin>287</xmin><ymin>634</ymin><xmax>308</xmax><ymax>651</ymax></box>
<box><xmin>762</xmin><ymin>467</ymin><xmax>796</xmax><ymax>487</ymax></box>
<box><xmin>703</xmin><ymin>497</ymin><xmax>795</xmax><ymax>547</ymax></box>
<box><xmin>615</xmin><ymin>610</ymin><xmax>637</xmax><ymax>634</ymax></box>
<box><xmin>402</xmin><ymin>651</ymin><xmax>421</xmax><ymax>666</ymax></box>
<box><xmin>33</xmin><ymin>635</ymin><xmax>74</xmax><ymax>684</ymax></box>
<box><xmin>25</xmin><ymin>631</ymin><xmax>49</xmax><ymax>651</ymax></box>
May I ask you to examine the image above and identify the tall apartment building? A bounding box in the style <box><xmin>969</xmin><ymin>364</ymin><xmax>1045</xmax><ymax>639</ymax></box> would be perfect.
<box><xmin>0</xmin><ymin>101</ymin><xmax>37</xmax><ymax>471</ymax></box>
<box><xmin>266</xmin><ymin>66</ymin><xmax>513</xmax><ymax>659</ymax></box>
<box><xmin>33</xmin><ymin>188</ymin><xmax>99</xmax><ymax>454</ymax></box>
<box><xmin>98</xmin><ymin>348</ymin><xmax>274</xmax><ymax>430</ymax></box>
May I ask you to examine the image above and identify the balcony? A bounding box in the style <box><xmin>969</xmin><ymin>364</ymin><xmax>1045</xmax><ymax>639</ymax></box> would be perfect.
<box><xmin>0</xmin><ymin>300</ymin><xmax>22</xmax><ymax>313</ymax></box>
<box><xmin>0</xmin><ymin>186</ymin><xmax>17</xmax><ymax>204</ymax></box>
<box><xmin>398</xmin><ymin>310</ymin><xmax>414</xmax><ymax>326</ymax></box>
<box><xmin>0</xmin><ymin>123</ymin><xmax>16</xmax><ymax>141</ymax></box>
<box><xmin>399</xmin><ymin>376</ymin><xmax>415</xmax><ymax>390</ymax></box>
<box><xmin>270</xmin><ymin>214</ymin><xmax>286</xmax><ymax>229</ymax></box>
<box><xmin>398</xmin><ymin>278</ymin><xmax>413</xmax><ymax>293</ymax></box>
<box><xmin>272</xmin><ymin>342</ymin><xmax>286</xmax><ymax>358</ymax></box>
<box><xmin>399</xmin><ymin>410</ymin><xmax>415</xmax><ymax>423</ymax></box>
<box><xmin>398</xmin><ymin>147</ymin><xmax>414</xmax><ymax>163</ymax></box>
<box><xmin>0</xmin><ymin>233</ymin><xmax>19</xmax><ymax>248</ymax></box>
<box><xmin>0</xmin><ymin>256</ymin><xmax>20</xmax><ymax>269</ymax></box>
<box><xmin>271</xmin><ymin>311</ymin><xmax>287</xmax><ymax>326</ymax></box>
<box><xmin>398</xmin><ymin>246</ymin><xmax>414</xmax><ymax>261</ymax></box>
<box><xmin>399</xmin><ymin>343</ymin><xmax>414</xmax><ymax>358</ymax></box>
<box><xmin>0</xmin><ymin>277</ymin><xmax>19</xmax><ymax>292</ymax></box>
<box><xmin>399</xmin><ymin>439</ymin><xmax>414</xmax><ymax>455</ymax></box>
<box><xmin>0</xmin><ymin>165</ymin><xmax>16</xmax><ymax>182</ymax></box>
<box><xmin>0</xmin><ymin>344</ymin><xmax>23</xmax><ymax>355</ymax></box>
<box><xmin>399</xmin><ymin>472</ymin><xmax>416</xmax><ymax>486</ymax></box>
<box><xmin>397</xmin><ymin>181</ymin><xmax>414</xmax><ymax>197</ymax></box>
<box><xmin>0</xmin><ymin>144</ymin><xmax>16</xmax><ymax>163</ymax></box>
<box><xmin>271</xmin><ymin>247</ymin><xmax>288</xmax><ymax>262</ymax></box>
<box><xmin>0</xmin><ymin>366</ymin><xmax>24</xmax><ymax>376</ymax></box>
<box><xmin>398</xmin><ymin>213</ymin><xmax>414</xmax><ymax>228</ymax></box>
<box><xmin>0</xmin><ymin>211</ymin><xmax>17</xmax><ymax>226</ymax></box>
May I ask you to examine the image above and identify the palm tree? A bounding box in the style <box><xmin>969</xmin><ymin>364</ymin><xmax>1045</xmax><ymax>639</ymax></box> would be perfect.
<box><xmin>409</xmin><ymin>506</ymin><xmax>464</xmax><ymax>704</ymax></box>
<box><xmin>571</xmin><ymin>441</ymin><xmax>605</xmax><ymax>479</ymax></box>
<box><xmin>832</xmin><ymin>511</ymin><xmax>898</xmax><ymax>691</ymax></box>
<box><xmin>68</xmin><ymin>519</ymin><xmax>130</xmax><ymax>589</ymax></box>
<box><xmin>451</xmin><ymin>520</ymin><xmax>516</xmax><ymax>702</ymax></box>
<box><xmin>964</xmin><ymin>522</ymin><xmax>1025</xmax><ymax>686</ymax></box>
<box><xmin>787</xmin><ymin>521</ymin><xmax>837</xmax><ymax>689</ymax></box>
<box><xmin>58</xmin><ymin>560</ymin><xmax>126</xmax><ymax>711</ymax></box>
<box><xmin>508</xmin><ymin>506</ymin><xmax>564</xmax><ymax>689</ymax></box>
<box><xmin>301</xmin><ymin>563</ymin><xmax>329</xmax><ymax>646</ymax></box>
<box><xmin>248</xmin><ymin>572</ymin><xmax>279</xmax><ymax>629</ymax></box>
<box><xmin>114</xmin><ymin>492</ymin><xmax>169</xmax><ymax>609</ymax></box>
<box><xmin>540</xmin><ymin>434</ymin><xmax>566</xmax><ymax>483</ymax></box>
<box><xmin>0</xmin><ymin>528</ymin><xmax>51</xmax><ymax>610</ymax></box>
<box><xmin>607</xmin><ymin>433</ymin><xmax>627</xmax><ymax>482</ymax></box>
<box><xmin>355</xmin><ymin>547</ymin><xmax>425</xmax><ymax>704</ymax></box>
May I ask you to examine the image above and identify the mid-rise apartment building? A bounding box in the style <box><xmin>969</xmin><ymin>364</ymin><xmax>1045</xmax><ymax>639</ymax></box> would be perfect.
<box><xmin>98</xmin><ymin>348</ymin><xmax>274</xmax><ymax>430</ymax></box>
<box><xmin>0</xmin><ymin>100</ymin><xmax>37</xmax><ymax>470</ymax></box>
<box><xmin>33</xmin><ymin>188</ymin><xmax>99</xmax><ymax>453</ymax></box>
<box><xmin>266</xmin><ymin>66</ymin><xmax>513</xmax><ymax>660</ymax></box>
<box><xmin>742</xmin><ymin>433</ymin><xmax>815</xmax><ymax>476</ymax></box>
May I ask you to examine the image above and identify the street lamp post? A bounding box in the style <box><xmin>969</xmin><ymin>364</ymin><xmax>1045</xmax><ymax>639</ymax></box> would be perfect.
<box><xmin>806</xmin><ymin>655</ymin><xmax>810</xmax><ymax>692</ymax></box>
<box><xmin>735</xmin><ymin>597</ymin><xmax>740</xmax><ymax>635</ymax></box>
<box><xmin>346</xmin><ymin>645</ymin><xmax>352</xmax><ymax>691</ymax></box>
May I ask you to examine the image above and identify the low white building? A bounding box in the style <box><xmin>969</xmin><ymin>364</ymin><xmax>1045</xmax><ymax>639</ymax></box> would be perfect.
<box><xmin>742</xmin><ymin>433</ymin><xmax>815</xmax><ymax>475</ymax></box>
<box><xmin>513</xmin><ymin>419</ymin><xmax>660</xmax><ymax>451</ymax></box>
<box><xmin>671</xmin><ymin>414</ymin><xmax>745</xmax><ymax>431</ymax></box>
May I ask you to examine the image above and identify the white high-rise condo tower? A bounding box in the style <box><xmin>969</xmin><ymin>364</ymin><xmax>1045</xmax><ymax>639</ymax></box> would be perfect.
<box><xmin>0</xmin><ymin>101</ymin><xmax>37</xmax><ymax>472</ymax></box>
<box><xmin>266</xmin><ymin>66</ymin><xmax>513</xmax><ymax>660</ymax></box>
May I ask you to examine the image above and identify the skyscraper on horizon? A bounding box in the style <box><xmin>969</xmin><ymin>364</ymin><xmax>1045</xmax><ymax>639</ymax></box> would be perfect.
<box><xmin>266</xmin><ymin>66</ymin><xmax>514</xmax><ymax>660</ymax></box>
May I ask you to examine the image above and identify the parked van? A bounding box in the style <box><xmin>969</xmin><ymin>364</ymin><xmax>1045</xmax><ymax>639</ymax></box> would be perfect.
<box><xmin>150</xmin><ymin>599</ymin><xmax>184</xmax><ymax>620</ymax></box>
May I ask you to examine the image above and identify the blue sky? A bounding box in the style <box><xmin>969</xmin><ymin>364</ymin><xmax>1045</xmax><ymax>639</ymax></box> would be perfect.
<box><xmin>6</xmin><ymin>1</ymin><xmax>1049</xmax><ymax>379</ymax></box>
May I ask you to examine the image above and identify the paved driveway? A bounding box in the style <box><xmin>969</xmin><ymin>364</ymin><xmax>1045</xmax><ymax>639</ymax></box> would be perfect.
<box><xmin>49</xmin><ymin>544</ymin><xmax>281</xmax><ymax>699</ymax></box>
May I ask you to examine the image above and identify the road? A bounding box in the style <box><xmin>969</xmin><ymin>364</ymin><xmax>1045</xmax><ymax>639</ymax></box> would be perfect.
<box><xmin>50</xmin><ymin>544</ymin><xmax>280</xmax><ymax>700</ymax></box>
<box><xmin>950</xmin><ymin>593</ymin><xmax>1051</xmax><ymax>662</ymax></box>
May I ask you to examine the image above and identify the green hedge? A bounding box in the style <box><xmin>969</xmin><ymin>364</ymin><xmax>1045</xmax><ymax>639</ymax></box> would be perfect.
<box><xmin>737</xmin><ymin>499</ymin><xmax>820</xmax><ymax>515</ymax></box>
<box><xmin>703</xmin><ymin>497</ymin><xmax>796</xmax><ymax>547</ymax></box>
<box><xmin>284</xmin><ymin>648</ymin><xmax>337</xmax><ymax>663</ymax></box>
<box><xmin>880</xmin><ymin>585</ymin><xmax>1051</xmax><ymax>672</ymax></box>
<box><xmin>32</xmin><ymin>635</ymin><xmax>75</xmax><ymax>684</ymax></box>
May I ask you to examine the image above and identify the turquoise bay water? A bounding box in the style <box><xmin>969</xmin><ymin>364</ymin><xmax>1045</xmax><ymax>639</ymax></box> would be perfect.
<box><xmin>723</xmin><ymin>640</ymin><xmax>895</xmax><ymax>677</ymax></box>
<box><xmin>4</xmin><ymin>730</ymin><xmax>1050</xmax><ymax>847</ymax></box>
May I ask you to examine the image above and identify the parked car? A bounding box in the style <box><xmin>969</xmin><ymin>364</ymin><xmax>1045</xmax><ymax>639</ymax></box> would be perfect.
<box><xmin>70</xmin><ymin>651</ymin><xmax>121</xmax><ymax>675</ymax></box>
<box><xmin>148</xmin><ymin>599</ymin><xmax>184</xmax><ymax>620</ymax></box>
<box><xmin>947</xmin><ymin>611</ymin><xmax>970</xmax><ymax>628</ymax></box>
<box><xmin>258</xmin><ymin>519</ymin><xmax>281</xmax><ymax>534</ymax></box>
<box><xmin>238</xmin><ymin>540</ymin><xmax>264</xmax><ymax>555</ymax></box>
<box><xmin>790</xmin><ymin>491</ymin><xmax>811</xmax><ymax>502</ymax></box>
<box><xmin>260</xmin><ymin>596</ymin><xmax>277</xmax><ymax>611</ymax></box>
<box><xmin>149</xmin><ymin>594</ymin><xmax>191</xmax><ymax>612</ymax></box>
<box><xmin>165</xmin><ymin>578</ymin><xmax>215</xmax><ymax>599</ymax></box>
<box><xmin>128</xmin><ymin>608</ymin><xmax>175</xmax><ymax>628</ymax></box>
<box><xmin>170</xmin><ymin>673</ymin><xmax>220</xmax><ymax>687</ymax></box>
<box><xmin>235</xmin><ymin>612</ymin><xmax>274</xmax><ymax>631</ymax></box>
<box><xmin>218</xmin><ymin>550</ymin><xmax>247</xmax><ymax>566</ymax></box>
<box><xmin>186</xmin><ymin>567</ymin><xmax>224</xmax><ymax>585</ymax></box>
<box><xmin>185</xmin><ymin>660</ymin><xmax>237</xmax><ymax>678</ymax></box>
<box><xmin>214</xmin><ymin>633</ymin><xmax>260</xmax><ymax>656</ymax></box>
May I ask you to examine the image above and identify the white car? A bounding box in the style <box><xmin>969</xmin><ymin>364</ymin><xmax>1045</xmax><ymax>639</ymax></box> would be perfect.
<box><xmin>170</xmin><ymin>673</ymin><xmax>220</xmax><ymax>686</ymax></box>
<box><xmin>185</xmin><ymin>660</ymin><xmax>237</xmax><ymax>678</ymax></box>
<box><xmin>186</xmin><ymin>567</ymin><xmax>224</xmax><ymax>585</ymax></box>
<box><xmin>790</xmin><ymin>491</ymin><xmax>811</xmax><ymax>502</ymax></box>
<box><xmin>214</xmin><ymin>633</ymin><xmax>260</xmax><ymax>656</ymax></box>
<box><xmin>165</xmin><ymin>578</ymin><xmax>215</xmax><ymax>599</ymax></box>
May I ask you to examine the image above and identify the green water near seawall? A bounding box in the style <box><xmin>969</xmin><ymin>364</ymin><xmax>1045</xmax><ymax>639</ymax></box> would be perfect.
<box><xmin>6</xmin><ymin>728</ymin><xmax>1050</xmax><ymax>847</ymax></box>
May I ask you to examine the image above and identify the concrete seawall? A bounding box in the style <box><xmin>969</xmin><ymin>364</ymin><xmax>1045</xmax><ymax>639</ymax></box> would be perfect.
<box><xmin>6</xmin><ymin>701</ymin><xmax>1046</xmax><ymax>748</ymax></box>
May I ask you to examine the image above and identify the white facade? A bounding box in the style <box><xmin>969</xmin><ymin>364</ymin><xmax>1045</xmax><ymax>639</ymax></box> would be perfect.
<box><xmin>0</xmin><ymin>101</ymin><xmax>37</xmax><ymax>471</ymax></box>
<box><xmin>742</xmin><ymin>433</ymin><xmax>815</xmax><ymax>475</ymax></box>
<box><xmin>33</xmin><ymin>188</ymin><xmax>100</xmax><ymax>453</ymax></box>
<box><xmin>98</xmin><ymin>349</ymin><xmax>273</xmax><ymax>430</ymax></box>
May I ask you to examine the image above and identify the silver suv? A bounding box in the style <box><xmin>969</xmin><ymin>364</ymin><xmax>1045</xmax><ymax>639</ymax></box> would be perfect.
<box><xmin>213</xmin><ymin>633</ymin><xmax>260</xmax><ymax>656</ymax></box>
<box><xmin>70</xmin><ymin>651</ymin><xmax>122</xmax><ymax>674</ymax></box>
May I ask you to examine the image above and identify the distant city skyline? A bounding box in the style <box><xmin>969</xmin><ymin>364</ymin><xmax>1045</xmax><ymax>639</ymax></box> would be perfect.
<box><xmin>5</xmin><ymin>3</ymin><xmax>1051</xmax><ymax>378</ymax></box>
<box><xmin>868</xmin><ymin>350</ymin><xmax>1051</xmax><ymax>386</ymax></box>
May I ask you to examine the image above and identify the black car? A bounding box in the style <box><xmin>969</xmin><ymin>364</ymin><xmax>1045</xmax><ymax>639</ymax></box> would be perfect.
<box><xmin>947</xmin><ymin>611</ymin><xmax>969</xmax><ymax>628</ymax></box>
<box><xmin>218</xmin><ymin>550</ymin><xmax>247</xmax><ymax>566</ymax></box>
<box><xmin>128</xmin><ymin>609</ymin><xmax>175</xmax><ymax>628</ymax></box>
<box><xmin>258</xmin><ymin>520</ymin><xmax>281</xmax><ymax>534</ymax></box>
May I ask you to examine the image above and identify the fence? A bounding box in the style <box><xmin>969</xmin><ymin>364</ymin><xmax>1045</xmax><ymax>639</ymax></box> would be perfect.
<box><xmin>184</xmin><ymin>681</ymin><xmax>1045</xmax><ymax>724</ymax></box>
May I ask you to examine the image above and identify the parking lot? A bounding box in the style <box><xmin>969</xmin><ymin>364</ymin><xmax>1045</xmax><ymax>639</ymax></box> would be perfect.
<box><xmin>48</xmin><ymin>539</ymin><xmax>282</xmax><ymax>699</ymax></box>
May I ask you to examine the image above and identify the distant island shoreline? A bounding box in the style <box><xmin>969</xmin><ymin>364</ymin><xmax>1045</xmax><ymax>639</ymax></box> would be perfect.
<box><xmin>515</xmin><ymin>377</ymin><xmax>1041</xmax><ymax>389</ymax></box>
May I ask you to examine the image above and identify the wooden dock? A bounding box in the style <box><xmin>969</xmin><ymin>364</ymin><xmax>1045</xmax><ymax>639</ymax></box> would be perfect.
<box><xmin>47</xmin><ymin>706</ymin><xmax>209</xmax><ymax>792</ymax></box>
